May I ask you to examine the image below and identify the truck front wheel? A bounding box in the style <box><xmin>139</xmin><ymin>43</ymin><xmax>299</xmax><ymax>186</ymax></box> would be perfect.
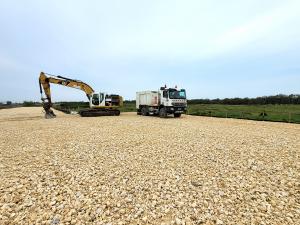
<box><xmin>174</xmin><ymin>113</ymin><xmax>181</xmax><ymax>118</ymax></box>
<box><xmin>159</xmin><ymin>108</ymin><xmax>167</xmax><ymax>118</ymax></box>
<box><xmin>142</xmin><ymin>107</ymin><xmax>149</xmax><ymax>116</ymax></box>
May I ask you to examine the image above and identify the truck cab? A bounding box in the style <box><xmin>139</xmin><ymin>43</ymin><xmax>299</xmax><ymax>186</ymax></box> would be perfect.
<box><xmin>159</xmin><ymin>86</ymin><xmax>187</xmax><ymax>117</ymax></box>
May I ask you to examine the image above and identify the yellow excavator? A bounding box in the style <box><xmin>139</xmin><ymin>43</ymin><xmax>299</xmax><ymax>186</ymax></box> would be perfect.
<box><xmin>39</xmin><ymin>72</ymin><xmax>123</xmax><ymax>118</ymax></box>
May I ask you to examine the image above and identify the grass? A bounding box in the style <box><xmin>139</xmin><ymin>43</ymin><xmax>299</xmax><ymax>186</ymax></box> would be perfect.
<box><xmin>0</xmin><ymin>104</ymin><xmax>23</xmax><ymax>110</ymax></box>
<box><xmin>52</xmin><ymin>101</ymin><xmax>300</xmax><ymax>124</ymax></box>
<box><xmin>52</xmin><ymin>102</ymin><xmax>89</xmax><ymax>113</ymax></box>
<box><xmin>121</xmin><ymin>102</ymin><xmax>300</xmax><ymax>123</ymax></box>
<box><xmin>187</xmin><ymin>104</ymin><xmax>300</xmax><ymax>123</ymax></box>
<box><xmin>119</xmin><ymin>102</ymin><xmax>136</xmax><ymax>112</ymax></box>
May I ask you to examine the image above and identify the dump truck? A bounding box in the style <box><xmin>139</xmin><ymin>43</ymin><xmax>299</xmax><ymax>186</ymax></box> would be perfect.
<box><xmin>136</xmin><ymin>85</ymin><xmax>187</xmax><ymax>118</ymax></box>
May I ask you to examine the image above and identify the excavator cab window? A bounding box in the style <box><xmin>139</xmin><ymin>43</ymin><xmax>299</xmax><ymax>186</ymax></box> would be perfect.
<box><xmin>92</xmin><ymin>94</ymin><xmax>100</xmax><ymax>105</ymax></box>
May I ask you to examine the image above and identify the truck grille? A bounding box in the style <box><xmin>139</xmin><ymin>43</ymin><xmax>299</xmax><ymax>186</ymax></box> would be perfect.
<box><xmin>172</xmin><ymin>102</ymin><xmax>186</xmax><ymax>107</ymax></box>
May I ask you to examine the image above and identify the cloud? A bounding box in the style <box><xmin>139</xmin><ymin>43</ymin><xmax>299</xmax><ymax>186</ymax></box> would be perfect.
<box><xmin>0</xmin><ymin>54</ymin><xmax>19</xmax><ymax>71</ymax></box>
<box><xmin>98</xmin><ymin>0</ymin><xmax>300</xmax><ymax>61</ymax></box>
<box><xmin>213</xmin><ymin>0</ymin><xmax>300</xmax><ymax>56</ymax></box>
<box><xmin>0</xmin><ymin>0</ymin><xmax>299</xmax><ymax>101</ymax></box>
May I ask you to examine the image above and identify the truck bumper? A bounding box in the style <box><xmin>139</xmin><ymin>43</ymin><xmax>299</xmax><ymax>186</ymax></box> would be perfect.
<box><xmin>166</xmin><ymin>106</ymin><xmax>187</xmax><ymax>114</ymax></box>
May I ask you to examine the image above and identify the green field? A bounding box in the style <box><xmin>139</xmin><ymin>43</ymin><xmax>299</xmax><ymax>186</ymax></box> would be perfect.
<box><xmin>187</xmin><ymin>104</ymin><xmax>300</xmax><ymax>123</ymax></box>
<box><xmin>118</xmin><ymin>102</ymin><xmax>300</xmax><ymax>123</ymax></box>
<box><xmin>52</xmin><ymin>102</ymin><xmax>300</xmax><ymax>124</ymax></box>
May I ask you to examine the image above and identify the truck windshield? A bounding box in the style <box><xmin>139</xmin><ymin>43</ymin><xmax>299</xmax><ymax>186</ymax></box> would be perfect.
<box><xmin>169</xmin><ymin>89</ymin><xmax>186</xmax><ymax>99</ymax></box>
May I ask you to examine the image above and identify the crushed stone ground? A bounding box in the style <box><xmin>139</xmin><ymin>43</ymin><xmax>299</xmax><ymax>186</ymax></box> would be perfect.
<box><xmin>0</xmin><ymin>107</ymin><xmax>299</xmax><ymax>224</ymax></box>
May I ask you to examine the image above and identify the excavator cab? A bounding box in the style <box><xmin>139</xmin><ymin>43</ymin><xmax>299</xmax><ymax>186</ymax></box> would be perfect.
<box><xmin>90</xmin><ymin>92</ymin><xmax>123</xmax><ymax>108</ymax></box>
<box><xmin>91</xmin><ymin>93</ymin><xmax>101</xmax><ymax>106</ymax></box>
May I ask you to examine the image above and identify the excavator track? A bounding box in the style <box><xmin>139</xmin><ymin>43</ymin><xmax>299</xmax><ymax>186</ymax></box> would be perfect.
<box><xmin>79</xmin><ymin>108</ymin><xmax>120</xmax><ymax>117</ymax></box>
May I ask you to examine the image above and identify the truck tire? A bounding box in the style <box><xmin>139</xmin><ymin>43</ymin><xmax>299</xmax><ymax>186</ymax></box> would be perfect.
<box><xmin>142</xmin><ymin>107</ymin><xmax>149</xmax><ymax>116</ymax></box>
<box><xmin>174</xmin><ymin>113</ymin><xmax>181</xmax><ymax>118</ymax></box>
<box><xmin>159</xmin><ymin>108</ymin><xmax>167</xmax><ymax>118</ymax></box>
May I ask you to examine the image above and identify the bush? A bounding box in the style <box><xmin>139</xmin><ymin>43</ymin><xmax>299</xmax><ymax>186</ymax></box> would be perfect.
<box><xmin>23</xmin><ymin>101</ymin><xmax>40</xmax><ymax>107</ymax></box>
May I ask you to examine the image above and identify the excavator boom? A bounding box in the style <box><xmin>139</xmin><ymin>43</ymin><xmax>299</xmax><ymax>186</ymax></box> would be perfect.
<box><xmin>39</xmin><ymin>72</ymin><xmax>94</xmax><ymax>99</ymax></box>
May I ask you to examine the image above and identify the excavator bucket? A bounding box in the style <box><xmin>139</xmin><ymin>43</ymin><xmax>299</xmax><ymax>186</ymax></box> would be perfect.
<box><xmin>44</xmin><ymin>109</ymin><xmax>56</xmax><ymax>119</ymax></box>
<box><xmin>42</xmin><ymin>102</ymin><xmax>56</xmax><ymax>119</ymax></box>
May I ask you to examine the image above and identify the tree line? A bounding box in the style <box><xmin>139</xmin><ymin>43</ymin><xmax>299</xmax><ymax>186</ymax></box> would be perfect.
<box><xmin>124</xmin><ymin>94</ymin><xmax>300</xmax><ymax>105</ymax></box>
<box><xmin>188</xmin><ymin>94</ymin><xmax>300</xmax><ymax>105</ymax></box>
<box><xmin>2</xmin><ymin>94</ymin><xmax>300</xmax><ymax>107</ymax></box>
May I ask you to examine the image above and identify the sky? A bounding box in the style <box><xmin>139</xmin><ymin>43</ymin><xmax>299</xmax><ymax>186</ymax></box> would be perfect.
<box><xmin>0</xmin><ymin>0</ymin><xmax>300</xmax><ymax>102</ymax></box>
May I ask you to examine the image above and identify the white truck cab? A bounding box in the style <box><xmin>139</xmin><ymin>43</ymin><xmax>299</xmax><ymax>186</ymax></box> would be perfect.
<box><xmin>136</xmin><ymin>85</ymin><xmax>187</xmax><ymax>118</ymax></box>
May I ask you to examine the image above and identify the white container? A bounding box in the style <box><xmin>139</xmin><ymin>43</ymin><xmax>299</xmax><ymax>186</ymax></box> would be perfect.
<box><xmin>136</xmin><ymin>91</ymin><xmax>160</xmax><ymax>109</ymax></box>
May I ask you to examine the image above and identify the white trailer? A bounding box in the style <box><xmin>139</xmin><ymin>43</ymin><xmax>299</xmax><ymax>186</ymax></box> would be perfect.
<box><xmin>136</xmin><ymin>86</ymin><xmax>187</xmax><ymax>118</ymax></box>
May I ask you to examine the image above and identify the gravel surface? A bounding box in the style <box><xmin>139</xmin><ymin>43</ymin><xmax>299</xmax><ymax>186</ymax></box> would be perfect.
<box><xmin>0</xmin><ymin>107</ymin><xmax>299</xmax><ymax>225</ymax></box>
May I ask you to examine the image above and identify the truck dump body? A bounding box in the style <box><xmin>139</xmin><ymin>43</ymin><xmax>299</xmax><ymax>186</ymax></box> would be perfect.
<box><xmin>136</xmin><ymin>91</ymin><xmax>160</xmax><ymax>109</ymax></box>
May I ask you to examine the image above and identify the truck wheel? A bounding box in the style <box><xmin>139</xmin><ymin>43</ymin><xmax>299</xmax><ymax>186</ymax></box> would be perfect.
<box><xmin>142</xmin><ymin>107</ymin><xmax>149</xmax><ymax>116</ymax></box>
<box><xmin>159</xmin><ymin>108</ymin><xmax>167</xmax><ymax>118</ymax></box>
<box><xmin>174</xmin><ymin>113</ymin><xmax>181</xmax><ymax>118</ymax></box>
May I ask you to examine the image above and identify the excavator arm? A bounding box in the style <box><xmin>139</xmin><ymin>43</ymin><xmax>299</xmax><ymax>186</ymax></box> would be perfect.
<box><xmin>39</xmin><ymin>72</ymin><xmax>95</xmax><ymax>118</ymax></box>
